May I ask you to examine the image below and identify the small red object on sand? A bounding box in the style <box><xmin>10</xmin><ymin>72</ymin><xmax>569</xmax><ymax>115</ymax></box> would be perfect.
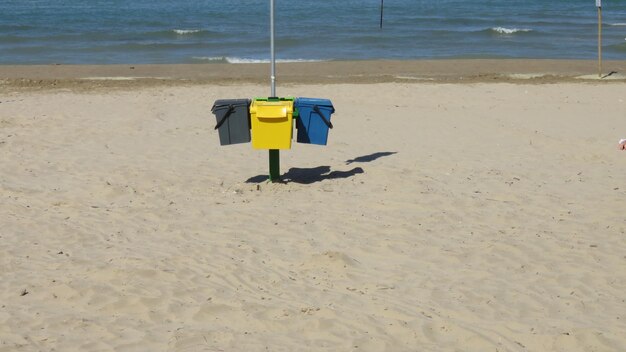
<box><xmin>619</xmin><ymin>139</ymin><xmax>626</xmax><ymax>150</ymax></box>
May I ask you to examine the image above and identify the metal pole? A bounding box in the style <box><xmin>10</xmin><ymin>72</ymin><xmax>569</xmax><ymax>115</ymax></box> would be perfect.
<box><xmin>270</xmin><ymin>0</ymin><xmax>276</xmax><ymax>96</ymax></box>
<box><xmin>380</xmin><ymin>0</ymin><xmax>384</xmax><ymax>29</ymax></box>
<box><xmin>269</xmin><ymin>0</ymin><xmax>279</xmax><ymax>182</ymax></box>
<box><xmin>598</xmin><ymin>6</ymin><xmax>602</xmax><ymax>78</ymax></box>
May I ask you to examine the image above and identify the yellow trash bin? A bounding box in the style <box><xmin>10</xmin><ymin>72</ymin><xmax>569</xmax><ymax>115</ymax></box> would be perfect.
<box><xmin>250</xmin><ymin>97</ymin><xmax>294</xmax><ymax>150</ymax></box>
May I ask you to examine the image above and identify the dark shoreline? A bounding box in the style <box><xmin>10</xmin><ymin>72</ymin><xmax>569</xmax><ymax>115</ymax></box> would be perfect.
<box><xmin>1</xmin><ymin>59</ymin><xmax>625</xmax><ymax>90</ymax></box>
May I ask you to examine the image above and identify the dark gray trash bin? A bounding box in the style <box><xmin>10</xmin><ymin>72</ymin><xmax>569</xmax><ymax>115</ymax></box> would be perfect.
<box><xmin>211</xmin><ymin>99</ymin><xmax>251</xmax><ymax>145</ymax></box>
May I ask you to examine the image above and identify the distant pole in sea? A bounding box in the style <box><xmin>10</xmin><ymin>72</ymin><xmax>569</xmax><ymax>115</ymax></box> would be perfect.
<box><xmin>380</xmin><ymin>0</ymin><xmax>384</xmax><ymax>29</ymax></box>
<box><xmin>597</xmin><ymin>0</ymin><xmax>602</xmax><ymax>78</ymax></box>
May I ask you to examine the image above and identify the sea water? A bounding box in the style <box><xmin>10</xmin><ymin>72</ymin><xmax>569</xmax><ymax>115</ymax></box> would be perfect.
<box><xmin>0</xmin><ymin>0</ymin><xmax>625</xmax><ymax>64</ymax></box>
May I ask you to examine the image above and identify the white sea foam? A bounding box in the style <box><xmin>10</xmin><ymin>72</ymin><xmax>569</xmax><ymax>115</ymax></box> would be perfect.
<box><xmin>172</xmin><ymin>29</ymin><xmax>202</xmax><ymax>35</ymax></box>
<box><xmin>227</xmin><ymin>57</ymin><xmax>323</xmax><ymax>64</ymax></box>
<box><xmin>610</xmin><ymin>23</ymin><xmax>626</xmax><ymax>26</ymax></box>
<box><xmin>490</xmin><ymin>27</ymin><xmax>532</xmax><ymax>34</ymax></box>
<box><xmin>81</xmin><ymin>76</ymin><xmax>171</xmax><ymax>80</ymax></box>
<box><xmin>192</xmin><ymin>56</ymin><xmax>323</xmax><ymax>64</ymax></box>
<box><xmin>227</xmin><ymin>57</ymin><xmax>269</xmax><ymax>64</ymax></box>
<box><xmin>191</xmin><ymin>56</ymin><xmax>226</xmax><ymax>62</ymax></box>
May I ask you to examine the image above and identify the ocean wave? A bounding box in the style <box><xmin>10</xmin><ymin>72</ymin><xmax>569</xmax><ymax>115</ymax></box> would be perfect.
<box><xmin>607</xmin><ymin>42</ymin><xmax>626</xmax><ymax>52</ymax></box>
<box><xmin>610</xmin><ymin>23</ymin><xmax>626</xmax><ymax>26</ymax></box>
<box><xmin>172</xmin><ymin>29</ymin><xmax>203</xmax><ymax>35</ymax></box>
<box><xmin>488</xmin><ymin>27</ymin><xmax>533</xmax><ymax>35</ymax></box>
<box><xmin>0</xmin><ymin>24</ymin><xmax>36</xmax><ymax>31</ymax></box>
<box><xmin>191</xmin><ymin>56</ymin><xmax>324</xmax><ymax>64</ymax></box>
<box><xmin>0</xmin><ymin>35</ymin><xmax>30</xmax><ymax>44</ymax></box>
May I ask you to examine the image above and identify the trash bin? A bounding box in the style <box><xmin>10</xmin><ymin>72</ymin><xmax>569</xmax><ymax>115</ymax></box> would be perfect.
<box><xmin>250</xmin><ymin>97</ymin><xmax>295</xmax><ymax>150</ymax></box>
<box><xmin>211</xmin><ymin>99</ymin><xmax>251</xmax><ymax>145</ymax></box>
<box><xmin>294</xmin><ymin>98</ymin><xmax>335</xmax><ymax>145</ymax></box>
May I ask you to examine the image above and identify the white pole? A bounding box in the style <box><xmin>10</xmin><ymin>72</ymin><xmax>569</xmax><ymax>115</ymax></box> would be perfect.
<box><xmin>270</xmin><ymin>0</ymin><xmax>276</xmax><ymax>96</ymax></box>
<box><xmin>268</xmin><ymin>0</ymin><xmax>279</xmax><ymax>183</ymax></box>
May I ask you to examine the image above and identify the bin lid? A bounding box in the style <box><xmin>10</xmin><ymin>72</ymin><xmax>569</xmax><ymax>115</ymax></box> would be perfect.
<box><xmin>253</xmin><ymin>97</ymin><xmax>295</xmax><ymax>102</ymax></box>
<box><xmin>211</xmin><ymin>99</ymin><xmax>250</xmax><ymax>112</ymax></box>
<box><xmin>256</xmin><ymin>105</ymin><xmax>290</xmax><ymax>118</ymax></box>
<box><xmin>295</xmin><ymin>97</ymin><xmax>334</xmax><ymax>111</ymax></box>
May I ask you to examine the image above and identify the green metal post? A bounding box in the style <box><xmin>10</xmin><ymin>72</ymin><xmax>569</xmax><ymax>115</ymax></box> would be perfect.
<box><xmin>269</xmin><ymin>149</ymin><xmax>280</xmax><ymax>182</ymax></box>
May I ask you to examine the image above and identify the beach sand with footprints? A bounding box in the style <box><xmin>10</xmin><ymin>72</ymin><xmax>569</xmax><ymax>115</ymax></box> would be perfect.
<box><xmin>1</xmin><ymin>60</ymin><xmax>626</xmax><ymax>351</ymax></box>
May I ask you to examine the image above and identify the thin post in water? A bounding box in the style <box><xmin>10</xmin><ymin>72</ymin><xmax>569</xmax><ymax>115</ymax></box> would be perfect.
<box><xmin>380</xmin><ymin>0</ymin><xmax>384</xmax><ymax>29</ymax></box>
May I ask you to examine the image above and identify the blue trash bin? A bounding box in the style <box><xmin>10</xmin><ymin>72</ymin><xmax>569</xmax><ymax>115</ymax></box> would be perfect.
<box><xmin>294</xmin><ymin>98</ymin><xmax>335</xmax><ymax>145</ymax></box>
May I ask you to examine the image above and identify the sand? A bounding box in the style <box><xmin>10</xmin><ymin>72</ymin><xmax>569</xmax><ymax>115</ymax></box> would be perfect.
<box><xmin>1</xmin><ymin>60</ymin><xmax>626</xmax><ymax>89</ymax></box>
<box><xmin>1</xmin><ymin>61</ymin><xmax>626</xmax><ymax>351</ymax></box>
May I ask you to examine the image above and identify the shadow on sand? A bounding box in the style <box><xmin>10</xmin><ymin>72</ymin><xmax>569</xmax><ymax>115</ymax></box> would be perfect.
<box><xmin>245</xmin><ymin>151</ymin><xmax>395</xmax><ymax>184</ymax></box>
<box><xmin>345</xmin><ymin>151</ymin><xmax>397</xmax><ymax>164</ymax></box>
<box><xmin>246</xmin><ymin>166</ymin><xmax>364</xmax><ymax>184</ymax></box>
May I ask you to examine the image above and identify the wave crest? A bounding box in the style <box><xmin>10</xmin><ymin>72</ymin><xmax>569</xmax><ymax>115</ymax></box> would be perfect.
<box><xmin>191</xmin><ymin>56</ymin><xmax>324</xmax><ymax>64</ymax></box>
<box><xmin>489</xmin><ymin>27</ymin><xmax>533</xmax><ymax>35</ymax></box>
<box><xmin>172</xmin><ymin>29</ymin><xmax>202</xmax><ymax>35</ymax></box>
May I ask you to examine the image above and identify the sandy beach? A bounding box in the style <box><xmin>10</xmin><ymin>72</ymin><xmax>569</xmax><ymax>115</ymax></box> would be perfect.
<box><xmin>1</xmin><ymin>60</ymin><xmax>626</xmax><ymax>89</ymax></box>
<box><xmin>1</xmin><ymin>61</ymin><xmax>626</xmax><ymax>351</ymax></box>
